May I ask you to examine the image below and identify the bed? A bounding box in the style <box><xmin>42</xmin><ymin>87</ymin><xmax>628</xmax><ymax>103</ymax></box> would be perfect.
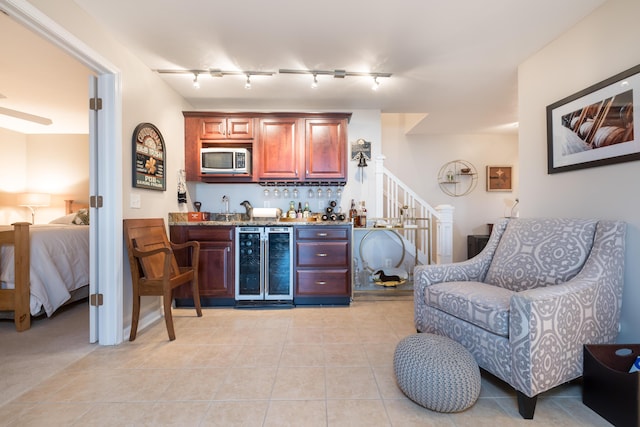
<box><xmin>0</xmin><ymin>200</ymin><xmax>90</xmax><ymax>331</ymax></box>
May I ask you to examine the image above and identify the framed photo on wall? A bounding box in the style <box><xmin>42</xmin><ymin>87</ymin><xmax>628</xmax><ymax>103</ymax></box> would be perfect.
<box><xmin>546</xmin><ymin>63</ymin><xmax>640</xmax><ymax>174</ymax></box>
<box><xmin>486</xmin><ymin>166</ymin><xmax>512</xmax><ymax>192</ymax></box>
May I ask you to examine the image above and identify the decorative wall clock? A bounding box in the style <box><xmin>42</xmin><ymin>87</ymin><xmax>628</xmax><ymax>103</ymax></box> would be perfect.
<box><xmin>132</xmin><ymin>122</ymin><xmax>166</xmax><ymax>191</ymax></box>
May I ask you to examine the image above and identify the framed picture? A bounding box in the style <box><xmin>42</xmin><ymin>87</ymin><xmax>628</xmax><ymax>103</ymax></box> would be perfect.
<box><xmin>546</xmin><ymin>64</ymin><xmax>640</xmax><ymax>174</ymax></box>
<box><xmin>132</xmin><ymin>123</ymin><xmax>166</xmax><ymax>191</ymax></box>
<box><xmin>486</xmin><ymin>166</ymin><xmax>512</xmax><ymax>192</ymax></box>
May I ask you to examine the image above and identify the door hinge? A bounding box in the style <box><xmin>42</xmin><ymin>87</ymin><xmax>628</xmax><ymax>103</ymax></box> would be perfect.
<box><xmin>90</xmin><ymin>195</ymin><xmax>103</xmax><ymax>208</ymax></box>
<box><xmin>89</xmin><ymin>97</ymin><xmax>103</xmax><ymax>111</ymax></box>
<box><xmin>90</xmin><ymin>293</ymin><xmax>104</xmax><ymax>307</ymax></box>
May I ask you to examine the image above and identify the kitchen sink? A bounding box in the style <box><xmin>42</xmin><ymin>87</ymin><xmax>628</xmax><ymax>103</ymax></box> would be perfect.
<box><xmin>211</xmin><ymin>213</ymin><xmax>245</xmax><ymax>222</ymax></box>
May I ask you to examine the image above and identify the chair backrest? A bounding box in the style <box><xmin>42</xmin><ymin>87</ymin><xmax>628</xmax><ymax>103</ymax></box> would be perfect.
<box><xmin>123</xmin><ymin>218</ymin><xmax>180</xmax><ymax>280</ymax></box>
<box><xmin>484</xmin><ymin>218</ymin><xmax>597</xmax><ymax>292</ymax></box>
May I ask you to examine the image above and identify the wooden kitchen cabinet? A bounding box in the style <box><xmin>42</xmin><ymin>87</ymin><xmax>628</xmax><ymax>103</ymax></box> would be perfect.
<box><xmin>256</xmin><ymin>117</ymin><xmax>301</xmax><ymax>180</ymax></box>
<box><xmin>171</xmin><ymin>225</ymin><xmax>235</xmax><ymax>306</ymax></box>
<box><xmin>201</xmin><ymin>116</ymin><xmax>253</xmax><ymax>140</ymax></box>
<box><xmin>305</xmin><ymin>118</ymin><xmax>347</xmax><ymax>180</ymax></box>
<box><xmin>184</xmin><ymin>111</ymin><xmax>351</xmax><ymax>184</ymax></box>
<box><xmin>294</xmin><ymin>225</ymin><xmax>351</xmax><ymax>305</ymax></box>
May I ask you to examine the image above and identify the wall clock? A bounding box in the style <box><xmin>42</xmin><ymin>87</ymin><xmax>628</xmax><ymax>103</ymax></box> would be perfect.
<box><xmin>132</xmin><ymin>122</ymin><xmax>166</xmax><ymax>191</ymax></box>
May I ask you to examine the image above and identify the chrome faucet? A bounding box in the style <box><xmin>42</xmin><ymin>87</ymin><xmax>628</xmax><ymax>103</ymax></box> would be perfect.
<box><xmin>222</xmin><ymin>195</ymin><xmax>230</xmax><ymax>214</ymax></box>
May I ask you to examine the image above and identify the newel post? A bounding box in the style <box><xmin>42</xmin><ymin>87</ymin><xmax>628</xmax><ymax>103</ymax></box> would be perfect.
<box><xmin>434</xmin><ymin>204</ymin><xmax>454</xmax><ymax>264</ymax></box>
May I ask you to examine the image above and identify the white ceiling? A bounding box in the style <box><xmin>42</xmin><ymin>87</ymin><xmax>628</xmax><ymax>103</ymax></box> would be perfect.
<box><xmin>1</xmin><ymin>0</ymin><xmax>607</xmax><ymax>135</ymax></box>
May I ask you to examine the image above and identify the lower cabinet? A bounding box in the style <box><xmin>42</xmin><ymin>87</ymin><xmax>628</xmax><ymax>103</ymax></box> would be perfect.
<box><xmin>171</xmin><ymin>225</ymin><xmax>235</xmax><ymax>306</ymax></box>
<box><xmin>294</xmin><ymin>225</ymin><xmax>351</xmax><ymax>305</ymax></box>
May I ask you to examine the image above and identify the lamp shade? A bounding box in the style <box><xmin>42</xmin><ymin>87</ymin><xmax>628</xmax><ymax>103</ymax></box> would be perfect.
<box><xmin>18</xmin><ymin>192</ymin><xmax>51</xmax><ymax>207</ymax></box>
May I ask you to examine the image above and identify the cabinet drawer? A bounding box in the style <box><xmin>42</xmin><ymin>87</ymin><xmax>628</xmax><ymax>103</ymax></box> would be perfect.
<box><xmin>296</xmin><ymin>227</ymin><xmax>349</xmax><ymax>240</ymax></box>
<box><xmin>296</xmin><ymin>269</ymin><xmax>350</xmax><ymax>295</ymax></box>
<box><xmin>186</xmin><ymin>227</ymin><xmax>234</xmax><ymax>241</ymax></box>
<box><xmin>296</xmin><ymin>241</ymin><xmax>349</xmax><ymax>267</ymax></box>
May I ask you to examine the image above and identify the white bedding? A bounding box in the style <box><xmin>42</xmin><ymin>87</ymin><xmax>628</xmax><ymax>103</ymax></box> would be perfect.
<box><xmin>0</xmin><ymin>224</ymin><xmax>90</xmax><ymax>316</ymax></box>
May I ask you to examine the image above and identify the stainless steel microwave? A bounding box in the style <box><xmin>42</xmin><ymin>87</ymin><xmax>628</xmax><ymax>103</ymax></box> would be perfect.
<box><xmin>200</xmin><ymin>147</ymin><xmax>251</xmax><ymax>174</ymax></box>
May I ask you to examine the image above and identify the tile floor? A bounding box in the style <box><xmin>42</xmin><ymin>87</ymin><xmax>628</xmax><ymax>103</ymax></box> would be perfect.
<box><xmin>0</xmin><ymin>299</ymin><xmax>613</xmax><ymax>426</ymax></box>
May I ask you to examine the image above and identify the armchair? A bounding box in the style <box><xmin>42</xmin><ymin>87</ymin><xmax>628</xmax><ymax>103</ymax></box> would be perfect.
<box><xmin>124</xmin><ymin>218</ymin><xmax>202</xmax><ymax>341</ymax></box>
<box><xmin>414</xmin><ymin>218</ymin><xmax>626</xmax><ymax>419</ymax></box>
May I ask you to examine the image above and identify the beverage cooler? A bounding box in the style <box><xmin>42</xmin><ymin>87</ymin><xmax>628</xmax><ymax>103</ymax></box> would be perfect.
<box><xmin>235</xmin><ymin>226</ymin><xmax>293</xmax><ymax>301</ymax></box>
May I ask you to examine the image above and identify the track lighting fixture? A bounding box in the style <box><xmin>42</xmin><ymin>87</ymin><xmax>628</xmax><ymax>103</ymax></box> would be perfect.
<box><xmin>155</xmin><ymin>68</ymin><xmax>391</xmax><ymax>90</ymax></box>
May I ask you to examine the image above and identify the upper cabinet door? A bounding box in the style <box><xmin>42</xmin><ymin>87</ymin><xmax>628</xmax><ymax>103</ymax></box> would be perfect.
<box><xmin>257</xmin><ymin>118</ymin><xmax>301</xmax><ymax>180</ymax></box>
<box><xmin>201</xmin><ymin>117</ymin><xmax>253</xmax><ymax>140</ymax></box>
<box><xmin>305</xmin><ymin>118</ymin><xmax>347</xmax><ymax>180</ymax></box>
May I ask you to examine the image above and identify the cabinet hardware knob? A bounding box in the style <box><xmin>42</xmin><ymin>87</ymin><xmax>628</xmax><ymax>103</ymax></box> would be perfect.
<box><xmin>317</xmin><ymin>232</ymin><xmax>328</xmax><ymax>237</ymax></box>
<box><xmin>315</xmin><ymin>281</ymin><xmax>327</xmax><ymax>285</ymax></box>
<box><xmin>316</xmin><ymin>253</ymin><xmax>328</xmax><ymax>257</ymax></box>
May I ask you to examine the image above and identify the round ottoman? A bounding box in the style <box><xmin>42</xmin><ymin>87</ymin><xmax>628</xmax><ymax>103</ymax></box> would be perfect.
<box><xmin>394</xmin><ymin>333</ymin><xmax>481</xmax><ymax>412</ymax></box>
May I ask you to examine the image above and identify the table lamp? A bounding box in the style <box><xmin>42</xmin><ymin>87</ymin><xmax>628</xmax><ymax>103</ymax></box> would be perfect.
<box><xmin>18</xmin><ymin>192</ymin><xmax>51</xmax><ymax>224</ymax></box>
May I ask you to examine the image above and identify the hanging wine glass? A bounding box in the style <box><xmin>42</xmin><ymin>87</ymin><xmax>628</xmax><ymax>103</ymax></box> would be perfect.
<box><xmin>263</xmin><ymin>188</ymin><xmax>270</xmax><ymax>197</ymax></box>
<box><xmin>273</xmin><ymin>188</ymin><xmax>280</xmax><ymax>198</ymax></box>
<box><xmin>283</xmin><ymin>188</ymin><xmax>290</xmax><ymax>198</ymax></box>
<box><xmin>293</xmin><ymin>188</ymin><xmax>299</xmax><ymax>199</ymax></box>
<box><xmin>308</xmin><ymin>188</ymin><xmax>314</xmax><ymax>198</ymax></box>
<box><xmin>336</xmin><ymin>187</ymin><xmax>342</xmax><ymax>198</ymax></box>
<box><xmin>317</xmin><ymin>187</ymin><xmax>323</xmax><ymax>198</ymax></box>
<box><xmin>326</xmin><ymin>188</ymin><xmax>332</xmax><ymax>199</ymax></box>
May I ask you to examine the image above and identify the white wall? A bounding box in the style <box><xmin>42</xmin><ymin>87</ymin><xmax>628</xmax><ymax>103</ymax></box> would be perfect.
<box><xmin>382</xmin><ymin>114</ymin><xmax>519</xmax><ymax>261</ymax></box>
<box><xmin>0</xmin><ymin>131</ymin><xmax>88</xmax><ymax>223</ymax></box>
<box><xmin>518</xmin><ymin>0</ymin><xmax>640</xmax><ymax>342</ymax></box>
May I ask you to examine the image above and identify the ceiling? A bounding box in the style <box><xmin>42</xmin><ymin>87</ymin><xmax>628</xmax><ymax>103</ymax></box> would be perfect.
<box><xmin>1</xmin><ymin>0</ymin><xmax>607</xmax><ymax>135</ymax></box>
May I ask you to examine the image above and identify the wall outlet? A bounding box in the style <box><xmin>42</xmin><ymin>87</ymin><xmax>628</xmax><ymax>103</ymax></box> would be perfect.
<box><xmin>130</xmin><ymin>193</ymin><xmax>141</xmax><ymax>209</ymax></box>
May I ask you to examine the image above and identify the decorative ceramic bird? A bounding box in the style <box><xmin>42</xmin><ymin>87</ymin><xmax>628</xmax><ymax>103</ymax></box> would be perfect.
<box><xmin>240</xmin><ymin>200</ymin><xmax>253</xmax><ymax>220</ymax></box>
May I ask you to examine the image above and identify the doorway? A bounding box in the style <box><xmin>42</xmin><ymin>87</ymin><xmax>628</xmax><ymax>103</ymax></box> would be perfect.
<box><xmin>1</xmin><ymin>0</ymin><xmax>123</xmax><ymax>344</ymax></box>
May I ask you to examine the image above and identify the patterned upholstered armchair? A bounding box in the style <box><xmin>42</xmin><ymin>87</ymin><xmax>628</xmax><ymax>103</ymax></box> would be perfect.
<box><xmin>414</xmin><ymin>218</ymin><xmax>626</xmax><ymax>419</ymax></box>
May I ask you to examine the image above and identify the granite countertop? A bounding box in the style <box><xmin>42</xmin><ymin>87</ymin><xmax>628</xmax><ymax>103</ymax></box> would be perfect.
<box><xmin>168</xmin><ymin>212</ymin><xmax>351</xmax><ymax>227</ymax></box>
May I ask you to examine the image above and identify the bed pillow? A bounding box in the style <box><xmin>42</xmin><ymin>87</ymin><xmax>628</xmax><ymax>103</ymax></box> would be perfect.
<box><xmin>49</xmin><ymin>213</ymin><xmax>77</xmax><ymax>224</ymax></box>
<box><xmin>49</xmin><ymin>209</ymin><xmax>90</xmax><ymax>225</ymax></box>
<box><xmin>72</xmin><ymin>208</ymin><xmax>90</xmax><ymax>225</ymax></box>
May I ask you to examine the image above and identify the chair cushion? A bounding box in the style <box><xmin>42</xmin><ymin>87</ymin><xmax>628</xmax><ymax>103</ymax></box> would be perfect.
<box><xmin>484</xmin><ymin>218</ymin><xmax>597</xmax><ymax>292</ymax></box>
<box><xmin>425</xmin><ymin>281</ymin><xmax>514</xmax><ymax>337</ymax></box>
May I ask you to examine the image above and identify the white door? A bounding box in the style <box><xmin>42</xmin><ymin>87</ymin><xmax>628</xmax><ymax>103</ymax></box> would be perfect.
<box><xmin>88</xmin><ymin>75</ymin><xmax>99</xmax><ymax>343</ymax></box>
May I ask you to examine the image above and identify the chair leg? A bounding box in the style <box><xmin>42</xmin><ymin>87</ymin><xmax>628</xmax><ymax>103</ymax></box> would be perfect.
<box><xmin>129</xmin><ymin>295</ymin><xmax>141</xmax><ymax>341</ymax></box>
<box><xmin>517</xmin><ymin>391</ymin><xmax>537</xmax><ymax>419</ymax></box>
<box><xmin>192</xmin><ymin>279</ymin><xmax>202</xmax><ymax>317</ymax></box>
<box><xmin>163</xmin><ymin>293</ymin><xmax>176</xmax><ymax>341</ymax></box>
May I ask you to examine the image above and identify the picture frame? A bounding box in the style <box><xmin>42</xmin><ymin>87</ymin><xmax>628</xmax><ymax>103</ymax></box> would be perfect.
<box><xmin>546</xmin><ymin>64</ymin><xmax>640</xmax><ymax>174</ymax></box>
<box><xmin>132</xmin><ymin>123</ymin><xmax>166</xmax><ymax>191</ymax></box>
<box><xmin>486</xmin><ymin>166</ymin><xmax>512</xmax><ymax>192</ymax></box>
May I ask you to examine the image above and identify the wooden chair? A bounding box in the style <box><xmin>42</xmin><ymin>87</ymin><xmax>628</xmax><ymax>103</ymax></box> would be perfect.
<box><xmin>123</xmin><ymin>218</ymin><xmax>202</xmax><ymax>341</ymax></box>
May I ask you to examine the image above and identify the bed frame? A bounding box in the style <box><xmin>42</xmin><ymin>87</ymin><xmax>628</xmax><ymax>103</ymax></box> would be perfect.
<box><xmin>0</xmin><ymin>199</ymin><xmax>88</xmax><ymax>331</ymax></box>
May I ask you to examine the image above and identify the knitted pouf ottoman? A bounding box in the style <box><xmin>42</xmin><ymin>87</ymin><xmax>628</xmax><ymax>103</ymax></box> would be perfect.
<box><xmin>394</xmin><ymin>333</ymin><xmax>481</xmax><ymax>412</ymax></box>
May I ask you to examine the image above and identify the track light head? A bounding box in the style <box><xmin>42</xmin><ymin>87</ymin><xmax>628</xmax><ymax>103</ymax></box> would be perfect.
<box><xmin>192</xmin><ymin>73</ymin><xmax>200</xmax><ymax>89</ymax></box>
<box><xmin>311</xmin><ymin>73</ymin><xmax>318</xmax><ymax>89</ymax></box>
<box><xmin>244</xmin><ymin>74</ymin><xmax>251</xmax><ymax>89</ymax></box>
<box><xmin>371</xmin><ymin>76</ymin><xmax>379</xmax><ymax>91</ymax></box>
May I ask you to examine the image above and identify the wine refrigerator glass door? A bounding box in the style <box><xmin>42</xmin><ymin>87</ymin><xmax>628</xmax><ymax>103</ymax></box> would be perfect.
<box><xmin>265</xmin><ymin>227</ymin><xmax>293</xmax><ymax>300</ymax></box>
<box><xmin>236</xmin><ymin>228</ymin><xmax>264</xmax><ymax>300</ymax></box>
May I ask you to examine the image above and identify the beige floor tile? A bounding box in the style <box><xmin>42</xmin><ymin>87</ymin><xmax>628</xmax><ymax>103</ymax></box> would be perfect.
<box><xmin>234</xmin><ymin>344</ymin><xmax>284</xmax><ymax>367</ymax></box>
<box><xmin>384</xmin><ymin>398</ymin><xmax>457</xmax><ymax>426</ymax></box>
<box><xmin>71</xmin><ymin>402</ymin><xmax>155</xmax><ymax>426</ymax></box>
<box><xmin>4</xmin><ymin>402</ymin><xmax>92</xmax><ymax>426</ymax></box>
<box><xmin>326</xmin><ymin>367</ymin><xmax>380</xmax><ymax>399</ymax></box>
<box><xmin>285</xmin><ymin>327</ymin><xmax>323</xmax><ymax>344</ymax></box>
<box><xmin>201</xmin><ymin>400</ymin><xmax>269</xmax><ymax>427</ymax></box>
<box><xmin>363</xmin><ymin>342</ymin><xmax>397</xmax><ymax>367</ymax></box>
<box><xmin>322</xmin><ymin>326</ymin><xmax>360</xmax><ymax>344</ymax></box>
<box><xmin>264</xmin><ymin>400</ymin><xmax>327</xmax><ymax>427</ymax></box>
<box><xmin>323</xmin><ymin>343</ymin><xmax>369</xmax><ymax>367</ymax></box>
<box><xmin>326</xmin><ymin>399</ymin><xmax>391</xmax><ymax>427</ymax></box>
<box><xmin>189</xmin><ymin>344</ymin><xmax>243</xmax><ymax>367</ymax></box>
<box><xmin>372</xmin><ymin>364</ymin><xmax>406</xmax><ymax>399</ymax></box>
<box><xmin>279</xmin><ymin>344</ymin><xmax>325</xmax><ymax>367</ymax></box>
<box><xmin>159</xmin><ymin>368</ymin><xmax>228</xmax><ymax>401</ymax></box>
<box><xmin>214</xmin><ymin>367</ymin><xmax>278</xmax><ymax>400</ymax></box>
<box><xmin>271</xmin><ymin>366</ymin><xmax>326</xmax><ymax>400</ymax></box>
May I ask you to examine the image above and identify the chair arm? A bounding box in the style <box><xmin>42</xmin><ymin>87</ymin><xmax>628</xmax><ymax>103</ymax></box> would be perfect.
<box><xmin>510</xmin><ymin>277</ymin><xmax>621</xmax><ymax>396</ymax></box>
<box><xmin>132</xmin><ymin>246</ymin><xmax>172</xmax><ymax>258</ymax></box>
<box><xmin>170</xmin><ymin>240</ymin><xmax>200</xmax><ymax>269</ymax></box>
